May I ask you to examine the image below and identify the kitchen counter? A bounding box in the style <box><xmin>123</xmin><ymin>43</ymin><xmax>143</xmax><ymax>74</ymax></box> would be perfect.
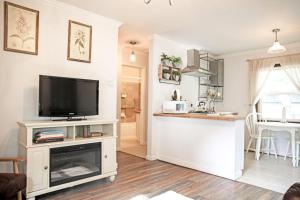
<box><xmin>152</xmin><ymin>112</ymin><xmax>245</xmax><ymax>180</ymax></box>
<box><xmin>153</xmin><ymin>113</ymin><xmax>243</xmax><ymax>121</ymax></box>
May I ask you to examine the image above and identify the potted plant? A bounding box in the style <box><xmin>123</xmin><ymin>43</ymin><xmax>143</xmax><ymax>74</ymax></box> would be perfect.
<box><xmin>170</xmin><ymin>56</ymin><xmax>182</xmax><ymax>68</ymax></box>
<box><xmin>172</xmin><ymin>70</ymin><xmax>181</xmax><ymax>82</ymax></box>
<box><xmin>162</xmin><ymin>69</ymin><xmax>171</xmax><ymax>80</ymax></box>
<box><xmin>161</xmin><ymin>53</ymin><xmax>171</xmax><ymax>66</ymax></box>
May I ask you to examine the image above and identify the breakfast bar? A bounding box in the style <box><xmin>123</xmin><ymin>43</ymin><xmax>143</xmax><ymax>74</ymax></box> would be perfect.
<box><xmin>153</xmin><ymin>113</ymin><xmax>245</xmax><ymax>180</ymax></box>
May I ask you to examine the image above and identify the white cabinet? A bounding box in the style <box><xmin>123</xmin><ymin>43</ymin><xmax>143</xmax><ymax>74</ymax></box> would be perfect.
<box><xmin>102</xmin><ymin>138</ymin><xmax>117</xmax><ymax>173</ymax></box>
<box><xmin>18</xmin><ymin>119</ymin><xmax>117</xmax><ymax>200</ymax></box>
<box><xmin>26</xmin><ymin>147</ymin><xmax>49</xmax><ymax>192</ymax></box>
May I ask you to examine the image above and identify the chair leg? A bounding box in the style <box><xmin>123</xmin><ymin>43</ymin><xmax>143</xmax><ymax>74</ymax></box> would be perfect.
<box><xmin>296</xmin><ymin>144</ymin><xmax>299</xmax><ymax>167</ymax></box>
<box><xmin>247</xmin><ymin>138</ymin><xmax>253</xmax><ymax>153</ymax></box>
<box><xmin>271</xmin><ymin>138</ymin><xmax>278</xmax><ymax>159</ymax></box>
<box><xmin>267</xmin><ymin>138</ymin><xmax>271</xmax><ymax>156</ymax></box>
<box><xmin>284</xmin><ymin>141</ymin><xmax>290</xmax><ymax>160</ymax></box>
<box><xmin>261</xmin><ymin>138</ymin><xmax>265</xmax><ymax>155</ymax></box>
<box><xmin>17</xmin><ymin>191</ymin><xmax>22</xmax><ymax>200</ymax></box>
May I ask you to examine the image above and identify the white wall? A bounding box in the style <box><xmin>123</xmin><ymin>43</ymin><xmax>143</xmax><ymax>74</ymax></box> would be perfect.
<box><xmin>0</xmin><ymin>0</ymin><xmax>121</xmax><ymax>161</ymax></box>
<box><xmin>216</xmin><ymin>42</ymin><xmax>300</xmax><ymax>155</ymax></box>
<box><xmin>147</xmin><ymin>35</ymin><xmax>199</xmax><ymax>159</ymax></box>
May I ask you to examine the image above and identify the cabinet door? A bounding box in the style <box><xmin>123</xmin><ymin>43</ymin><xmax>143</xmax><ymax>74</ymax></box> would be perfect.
<box><xmin>102</xmin><ymin>138</ymin><xmax>117</xmax><ymax>174</ymax></box>
<box><xmin>27</xmin><ymin>147</ymin><xmax>49</xmax><ymax>192</ymax></box>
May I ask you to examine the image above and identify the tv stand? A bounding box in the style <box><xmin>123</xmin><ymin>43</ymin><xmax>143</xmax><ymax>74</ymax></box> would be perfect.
<box><xmin>18</xmin><ymin>119</ymin><xmax>117</xmax><ymax>200</ymax></box>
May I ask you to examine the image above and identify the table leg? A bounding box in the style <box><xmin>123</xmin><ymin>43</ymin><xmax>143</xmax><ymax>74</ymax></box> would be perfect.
<box><xmin>291</xmin><ymin>129</ymin><xmax>296</xmax><ymax>167</ymax></box>
<box><xmin>255</xmin><ymin>127</ymin><xmax>262</xmax><ymax>160</ymax></box>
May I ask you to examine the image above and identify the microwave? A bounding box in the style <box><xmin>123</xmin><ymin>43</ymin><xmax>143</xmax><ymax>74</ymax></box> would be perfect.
<box><xmin>163</xmin><ymin>101</ymin><xmax>188</xmax><ymax>114</ymax></box>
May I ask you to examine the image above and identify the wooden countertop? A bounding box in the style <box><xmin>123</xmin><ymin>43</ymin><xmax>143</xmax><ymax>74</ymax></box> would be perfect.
<box><xmin>153</xmin><ymin>113</ymin><xmax>244</xmax><ymax>121</ymax></box>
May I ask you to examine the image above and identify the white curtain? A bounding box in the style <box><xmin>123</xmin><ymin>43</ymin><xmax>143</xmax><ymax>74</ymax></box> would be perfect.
<box><xmin>249</xmin><ymin>58</ymin><xmax>279</xmax><ymax>113</ymax></box>
<box><xmin>280</xmin><ymin>54</ymin><xmax>300</xmax><ymax>91</ymax></box>
<box><xmin>249</xmin><ymin>53</ymin><xmax>300</xmax><ymax>113</ymax></box>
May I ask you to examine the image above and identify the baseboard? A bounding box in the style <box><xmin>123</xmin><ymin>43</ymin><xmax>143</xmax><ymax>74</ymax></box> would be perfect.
<box><xmin>157</xmin><ymin>154</ymin><xmax>241</xmax><ymax>180</ymax></box>
<box><xmin>146</xmin><ymin>154</ymin><xmax>157</xmax><ymax>161</ymax></box>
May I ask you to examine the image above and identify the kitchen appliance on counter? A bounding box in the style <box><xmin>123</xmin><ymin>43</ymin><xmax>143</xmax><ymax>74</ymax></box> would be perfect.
<box><xmin>191</xmin><ymin>101</ymin><xmax>208</xmax><ymax>113</ymax></box>
<box><xmin>163</xmin><ymin>101</ymin><xmax>188</xmax><ymax>114</ymax></box>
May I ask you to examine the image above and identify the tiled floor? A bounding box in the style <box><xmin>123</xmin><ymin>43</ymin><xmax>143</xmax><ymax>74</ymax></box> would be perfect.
<box><xmin>238</xmin><ymin>151</ymin><xmax>299</xmax><ymax>193</ymax></box>
<box><xmin>120</xmin><ymin>138</ymin><xmax>147</xmax><ymax>158</ymax></box>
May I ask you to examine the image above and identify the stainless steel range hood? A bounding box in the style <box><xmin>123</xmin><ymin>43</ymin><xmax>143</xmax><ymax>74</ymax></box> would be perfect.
<box><xmin>181</xmin><ymin>49</ymin><xmax>215</xmax><ymax>77</ymax></box>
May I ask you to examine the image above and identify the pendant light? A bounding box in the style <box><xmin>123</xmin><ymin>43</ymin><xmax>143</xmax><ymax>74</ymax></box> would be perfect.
<box><xmin>267</xmin><ymin>28</ymin><xmax>287</xmax><ymax>54</ymax></box>
<box><xmin>130</xmin><ymin>51</ymin><xmax>136</xmax><ymax>63</ymax></box>
<box><xmin>128</xmin><ymin>41</ymin><xmax>138</xmax><ymax>63</ymax></box>
<box><xmin>144</xmin><ymin>0</ymin><xmax>173</xmax><ymax>6</ymax></box>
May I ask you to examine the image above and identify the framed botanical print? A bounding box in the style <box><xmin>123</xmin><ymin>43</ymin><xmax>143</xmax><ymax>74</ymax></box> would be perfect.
<box><xmin>4</xmin><ymin>1</ymin><xmax>39</xmax><ymax>55</ymax></box>
<box><xmin>67</xmin><ymin>20</ymin><xmax>92</xmax><ymax>63</ymax></box>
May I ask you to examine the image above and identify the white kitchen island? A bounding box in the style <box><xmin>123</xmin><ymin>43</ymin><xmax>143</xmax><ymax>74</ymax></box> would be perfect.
<box><xmin>153</xmin><ymin>113</ymin><xmax>245</xmax><ymax>180</ymax></box>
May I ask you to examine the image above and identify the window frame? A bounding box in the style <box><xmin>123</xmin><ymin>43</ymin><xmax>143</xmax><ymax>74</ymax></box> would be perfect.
<box><xmin>258</xmin><ymin>92</ymin><xmax>300</xmax><ymax>123</ymax></box>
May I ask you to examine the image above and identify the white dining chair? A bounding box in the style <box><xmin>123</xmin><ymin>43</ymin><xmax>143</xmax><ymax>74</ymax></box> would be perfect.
<box><xmin>245</xmin><ymin>113</ymin><xmax>278</xmax><ymax>158</ymax></box>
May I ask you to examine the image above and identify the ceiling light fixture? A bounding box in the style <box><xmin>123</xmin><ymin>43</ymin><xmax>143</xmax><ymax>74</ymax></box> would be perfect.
<box><xmin>128</xmin><ymin>41</ymin><xmax>138</xmax><ymax>63</ymax></box>
<box><xmin>144</xmin><ymin>0</ymin><xmax>173</xmax><ymax>6</ymax></box>
<box><xmin>267</xmin><ymin>28</ymin><xmax>287</xmax><ymax>54</ymax></box>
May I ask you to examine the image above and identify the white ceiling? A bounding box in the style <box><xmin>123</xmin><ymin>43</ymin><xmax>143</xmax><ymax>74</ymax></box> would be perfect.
<box><xmin>58</xmin><ymin>0</ymin><xmax>300</xmax><ymax>55</ymax></box>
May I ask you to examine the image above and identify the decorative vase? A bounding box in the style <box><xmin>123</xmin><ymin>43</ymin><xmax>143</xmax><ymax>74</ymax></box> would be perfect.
<box><xmin>161</xmin><ymin>59</ymin><xmax>170</xmax><ymax>66</ymax></box>
<box><xmin>163</xmin><ymin>73</ymin><xmax>171</xmax><ymax>80</ymax></box>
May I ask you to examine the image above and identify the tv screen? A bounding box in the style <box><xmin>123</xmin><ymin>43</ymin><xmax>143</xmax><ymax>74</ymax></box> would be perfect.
<box><xmin>39</xmin><ymin>75</ymin><xmax>99</xmax><ymax>117</ymax></box>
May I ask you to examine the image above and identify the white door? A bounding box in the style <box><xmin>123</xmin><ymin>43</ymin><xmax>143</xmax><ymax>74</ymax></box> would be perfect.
<box><xmin>27</xmin><ymin>147</ymin><xmax>49</xmax><ymax>192</ymax></box>
<box><xmin>102</xmin><ymin>138</ymin><xmax>117</xmax><ymax>173</ymax></box>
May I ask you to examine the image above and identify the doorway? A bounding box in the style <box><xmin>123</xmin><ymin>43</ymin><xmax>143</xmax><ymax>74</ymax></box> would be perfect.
<box><xmin>118</xmin><ymin>48</ymin><xmax>148</xmax><ymax>158</ymax></box>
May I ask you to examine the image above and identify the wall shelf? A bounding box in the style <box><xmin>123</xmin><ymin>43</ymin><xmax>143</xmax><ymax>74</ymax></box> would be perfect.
<box><xmin>158</xmin><ymin>64</ymin><xmax>181</xmax><ymax>85</ymax></box>
<box><xmin>198</xmin><ymin>53</ymin><xmax>224</xmax><ymax>102</ymax></box>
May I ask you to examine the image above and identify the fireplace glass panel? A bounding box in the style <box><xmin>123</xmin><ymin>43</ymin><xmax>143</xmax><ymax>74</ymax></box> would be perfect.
<box><xmin>50</xmin><ymin>142</ymin><xmax>101</xmax><ymax>186</ymax></box>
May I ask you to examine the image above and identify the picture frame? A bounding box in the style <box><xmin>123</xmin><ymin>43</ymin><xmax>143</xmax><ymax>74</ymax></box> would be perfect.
<box><xmin>4</xmin><ymin>1</ymin><xmax>39</xmax><ymax>55</ymax></box>
<box><xmin>67</xmin><ymin>20</ymin><xmax>92</xmax><ymax>63</ymax></box>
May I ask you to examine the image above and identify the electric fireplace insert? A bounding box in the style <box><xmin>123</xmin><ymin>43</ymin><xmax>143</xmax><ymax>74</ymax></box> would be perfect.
<box><xmin>50</xmin><ymin>142</ymin><xmax>101</xmax><ymax>186</ymax></box>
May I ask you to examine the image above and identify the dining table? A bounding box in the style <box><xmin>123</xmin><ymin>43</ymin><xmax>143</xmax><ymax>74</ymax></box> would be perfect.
<box><xmin>256</xmin><ymin>121</ymin><xmax>300</xmax><ymax>167</ymax></box>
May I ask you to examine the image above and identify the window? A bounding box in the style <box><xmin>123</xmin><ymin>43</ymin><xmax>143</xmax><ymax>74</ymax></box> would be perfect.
<box><xmin>259</xmin><ymin>69</ymin><xmax>300</xmax><ymax>121</ymax></box>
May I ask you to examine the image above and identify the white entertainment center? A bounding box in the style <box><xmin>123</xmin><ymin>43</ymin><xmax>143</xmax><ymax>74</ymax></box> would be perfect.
<box><xmin>18</xmin><ymin>119</ymin><xmax>117</xmax><ymax>200</ymax></box>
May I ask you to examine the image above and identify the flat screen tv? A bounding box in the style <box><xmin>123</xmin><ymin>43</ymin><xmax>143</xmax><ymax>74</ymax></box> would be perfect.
<box><xmin>39</xmin><ymin>75</ymin><xmax>99</xmax><ymax>118</ymax></box>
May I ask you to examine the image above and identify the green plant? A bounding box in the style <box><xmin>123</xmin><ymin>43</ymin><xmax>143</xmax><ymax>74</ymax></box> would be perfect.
<box><xmin>170</xmin><ymin>56</ymin><xmax>182</xmax><ymax>65</ymax></box>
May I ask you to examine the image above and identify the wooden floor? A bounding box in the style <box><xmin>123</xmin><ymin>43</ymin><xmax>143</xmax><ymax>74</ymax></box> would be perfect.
<box><xmin>39</xmin><ymin>152</ymin><xmax>283</xmax><ymax>200</ymax></box>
